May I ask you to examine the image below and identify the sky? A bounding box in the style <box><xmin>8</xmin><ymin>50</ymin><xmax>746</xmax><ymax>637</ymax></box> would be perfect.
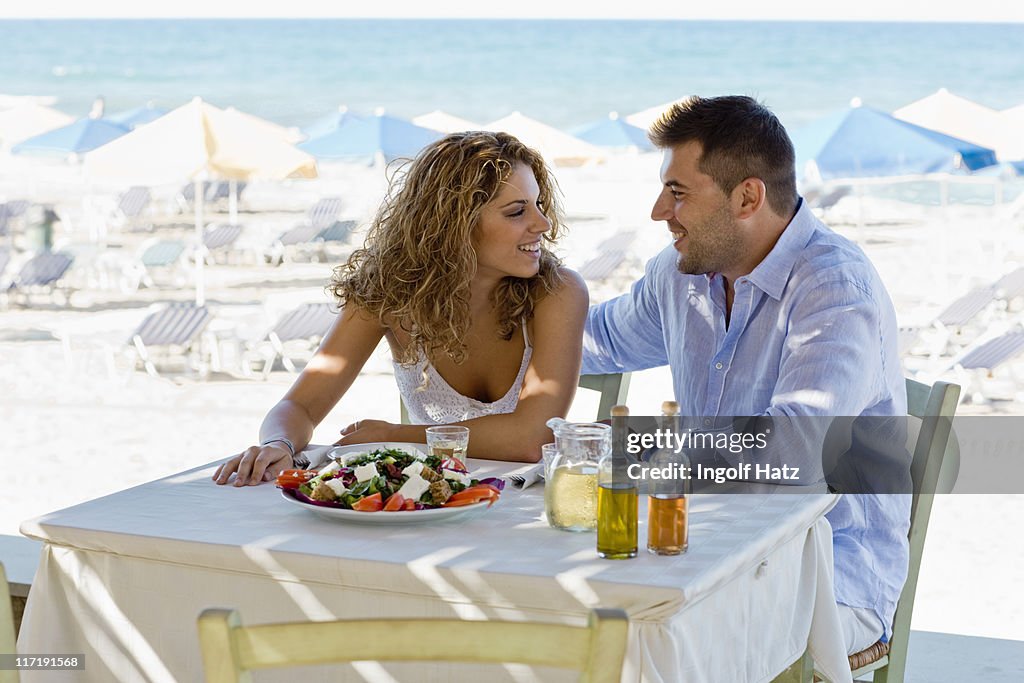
<box><xmin>3</xmin><ymin>0</ymin><xmax>1024</xmax><ymax>22</ymax></box>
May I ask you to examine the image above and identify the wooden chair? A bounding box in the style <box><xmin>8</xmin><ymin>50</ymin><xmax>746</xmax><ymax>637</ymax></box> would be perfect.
<box><xmin>197</xmin><ymin>607</ymin><xmax>629</xmax><ymax>683</ymax></box>
<box><xmin>777</xmin><ymin>377</ymin><xmax>961</xmax><ymax>683</ymax></box>
<box><xmin>1</xmin><ymin>562</ymin><xmax>19</xmax><ymax>683</ymax></box>
<box><xmin>399</xmin><ymin>372</ymin><xmax>631</xmax><ymax>424</ymax></box>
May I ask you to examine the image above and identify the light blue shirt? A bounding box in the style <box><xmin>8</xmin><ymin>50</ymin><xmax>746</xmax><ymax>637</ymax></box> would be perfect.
<box><xmin>582</xmin><ymin>200</ymin><xmax>909</xmax><ymax>640</ymax></box>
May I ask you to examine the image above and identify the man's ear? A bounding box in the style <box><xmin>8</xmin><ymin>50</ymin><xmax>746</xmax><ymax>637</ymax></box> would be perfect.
<box><xmin>732</xmin><ymin>178</ymin><xmax>766</xmax><ymax>219</ymax></box>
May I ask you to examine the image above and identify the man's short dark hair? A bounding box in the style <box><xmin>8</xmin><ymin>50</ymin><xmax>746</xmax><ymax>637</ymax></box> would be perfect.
<box><xmin>648</xmin><ymin>95</ymin><xmax>799</xmax><ymax>217</ymax></box>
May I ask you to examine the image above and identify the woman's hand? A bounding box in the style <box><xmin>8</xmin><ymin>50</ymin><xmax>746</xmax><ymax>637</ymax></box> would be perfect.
<box><xmin>213</xmin><ymin>443</ymin><xmax>294</xmax><ymax>486</ymax></box>
<box><xmin>335</xmin><ymin>419</ymin><xmax>399</xmax><ymax>445</ymax></box>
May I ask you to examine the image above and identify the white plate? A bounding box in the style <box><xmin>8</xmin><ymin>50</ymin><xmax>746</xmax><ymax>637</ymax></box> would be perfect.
<box><xmin>280</xmin><ymin>489</ymin><xmax>492</xmax><ymax>525</ymax></box>
<box><xmin>283</xmin><ymin>442</ymin><xmax>492</xmax><ymax>525</ymax></box>
<box><xmin>324</xmin><ymin>442</ymin><xmax>431</xmax><ymax>465</ymax></box>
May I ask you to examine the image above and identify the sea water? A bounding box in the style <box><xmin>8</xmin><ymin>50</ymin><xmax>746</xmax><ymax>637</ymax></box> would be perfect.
<box><xmin>1</xmin><ymin>19</ymin><xmax>1022</xmax><ymax>131</ymax></box>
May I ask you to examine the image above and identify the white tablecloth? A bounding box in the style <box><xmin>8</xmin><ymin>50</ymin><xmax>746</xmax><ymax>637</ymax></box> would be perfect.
<box><xmin>19</xmin><ymin>459</ymin><xmax>850</xmax><ymax>683</ymax></box>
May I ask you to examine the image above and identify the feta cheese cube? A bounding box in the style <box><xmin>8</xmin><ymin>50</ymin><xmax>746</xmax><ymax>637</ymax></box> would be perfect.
<box><xmin>317</xmin><ymin>461</ymin><xmax>341</xmax><ymax>477</ymax></box>
<box><xmin>353</xmin><ymin>462</ymin><xmax>379</xmax><ymax>483</ymax></box>
<box><xmin>402</xmin><ymin>462</ymin><xmax>425</xmax><ymax>479</ymax></box>
<box><xmin>397</xmin><ymin>473</ymin><xmax>430</xmax><ymax>501</ymax></box>
<box><xmin>443</xmin><ymin>469</ymin><xmax>470</xmax><ymax>486</ymax></box>
<box><xmin>324</xmin><ymin>478</ymin><xmax>349</xmax><ymax>497</ymax></box>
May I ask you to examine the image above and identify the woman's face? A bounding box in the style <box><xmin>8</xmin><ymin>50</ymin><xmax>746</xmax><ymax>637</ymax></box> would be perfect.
<box><xmin>472</xmin><ymin>162</ymin><xmax>552</xmax><ymax>283</ymax></box>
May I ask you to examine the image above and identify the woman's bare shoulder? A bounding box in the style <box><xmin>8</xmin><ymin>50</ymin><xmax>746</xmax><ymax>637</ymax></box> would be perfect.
<box><xmin>537</xmin><ymin>266</ymin><xmax>589</xmax><ymax>315</ymax></box>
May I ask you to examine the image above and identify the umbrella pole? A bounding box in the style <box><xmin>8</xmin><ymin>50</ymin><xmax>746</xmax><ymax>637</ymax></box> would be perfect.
<box><xmin>195</xmin><ymin>178</ymin><xmax>205</xmax><ymax>306</ymax></box>
<box><xmin>229</xmin><ymin>178</ymin><xmax>238</xmax><ymax>226</ymax></box>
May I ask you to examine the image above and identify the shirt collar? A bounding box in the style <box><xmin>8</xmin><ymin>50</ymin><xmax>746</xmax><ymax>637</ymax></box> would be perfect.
<box><xmin>742</xmin><ymin>198</ymin><xmax>816</xmax><ymax>301</ymax></box>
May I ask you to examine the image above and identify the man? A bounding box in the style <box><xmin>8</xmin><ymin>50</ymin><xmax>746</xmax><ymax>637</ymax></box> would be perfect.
<box><xmin>582</xmin><ymin>95</ymin><xmax>909</xmax><ymax>656</ymax></box>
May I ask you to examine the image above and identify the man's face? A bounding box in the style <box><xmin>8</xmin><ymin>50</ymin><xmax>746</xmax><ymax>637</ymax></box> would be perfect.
<box><xmin>651</xmin><ymin>141</ymin><xmax>743</xmax><ymax>276</ymax></box>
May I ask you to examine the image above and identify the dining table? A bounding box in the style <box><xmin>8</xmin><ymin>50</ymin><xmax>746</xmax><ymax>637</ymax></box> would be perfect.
<box><xmin>17</xmin><ymin>452</ymin><xmax>852</xmax><ymax>683</ymax></box>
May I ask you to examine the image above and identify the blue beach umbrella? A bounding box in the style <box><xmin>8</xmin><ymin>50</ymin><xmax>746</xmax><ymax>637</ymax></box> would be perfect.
<box><xmin>790</xmin><ymin>100</ymin><xmax>998</xmax><ymax>183</ymax></box>
<box><xmin>298</xmin><ymin>110</ymin><xmax>442</xmax><ymax>164</ymax></box>
<box><xmin>301</xmin><ymin>106</ymin><xmax>362</xmax><ymax>140</ymax></box>
<box><xmin>105</xmin><ymin>104</ymin><xmax>168</xmax><ymax>130</ymax></box>
<box><xmin>12</xmin><ymin>117</ymin><xmax>131</xmax><ymax>157</ymax></box>
<box><xmin>571</xmin><ymin>112</ymin><xmax>652</xmax><ymax>150</ymax></box>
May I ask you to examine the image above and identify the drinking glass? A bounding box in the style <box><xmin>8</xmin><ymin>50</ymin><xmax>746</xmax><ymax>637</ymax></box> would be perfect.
<box><xmin>425</xmin><ymin>426</ymin><xmax>470</xmax><ymax>467</ymax></box>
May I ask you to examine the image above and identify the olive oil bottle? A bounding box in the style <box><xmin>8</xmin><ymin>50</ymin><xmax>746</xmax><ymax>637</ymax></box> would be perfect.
<box><xmin>597</xmin><ymin>405</ymin><xmax>638</xmax><ymax>559</ymax></box>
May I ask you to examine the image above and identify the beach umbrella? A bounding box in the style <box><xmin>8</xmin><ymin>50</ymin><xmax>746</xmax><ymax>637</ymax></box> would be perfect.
<box><xmin>84</xmin><ymin>97</ymin><xmax>318</xmax><ymax>305</ymax></box>
<box><xmin>625</xmin><ymin>96</ymin><xmax>690</xmax><ymax>131</ymax></box>
<box><xmin>484</xmin><ymin>111</ymin><xmax>605</xmax><ymax>167</ymax></box>
<box><xmin>412</xmin><ymin>110</ymin><xmax>481</xmax><ymax>134</ymax></box>
<box><xmin>571</xmin><ymin>112</ymin><xmax>653</xmax><ymax>151</ymax></box>
<box><xmin>790</xmin><ymin>99</ymin><xmax>998</xmax><ymax>183</ymax></box>
<box><xmin>894</xmin><ymin>88</ymin><xmax>1007</xmax><ymax>156</ymax></box>
<box><xmin>0</xmin><ymin>103</ymin><xmax>74</xmax><ymax>147</ymax></box>
<box><xmin>224</xmin><ymin>106</ymin><xmax>305</xmax><ymax>144</ymax></box>
<box><xmin>0</xmin><ymin>93</ymin><xmax>58</xmax><ymax>110</ymax></box>
<box><xmin>104</xmin><ymin>104</ymin><xmax>168</xmax><ymax>130</ymax></box>
<box><xmin>12</xmin><ymin>117</ymin><xmax>130</xmax><ymax>157</ymax></box>
<box><xmin>998</xmin><ymin>104</ymin><xmax>1024</xmax><ymax>162</ymax></box>
<box><xmin>302</xmin><ymin>105</ymin><xmax>361</xmax><ymax>140</ymax></box>
<box><xmin>298</xmin><ymin>110</ymin><xmax>442</xmax><ymax>164</ymax></box>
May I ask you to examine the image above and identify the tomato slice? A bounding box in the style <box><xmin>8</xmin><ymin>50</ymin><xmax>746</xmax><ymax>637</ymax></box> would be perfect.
<box><xmin>276</xmin><ymin>469</ymin><xmax>315</xmax><ymax>489</ymax></box>
<box><xmin>352</xmin><ymin>492</ymin><xmax>383</xmax><ymax>512</ymax></box>
<box><xmin>383</xmin><ymin>493</ymin><xmax>406</xmax><ymax>512</ymax></box>
<box><xmin>403</xmin><ymin>499</ymin><xmax>417</xmax><ymax>510</ymax></box>
<box><xmin>447</xmin><ymin>485</ymin><xmax>500</xmax><ymax>504</ymax></box>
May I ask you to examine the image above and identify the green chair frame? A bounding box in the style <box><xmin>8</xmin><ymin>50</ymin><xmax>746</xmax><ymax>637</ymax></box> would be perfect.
<box><xmin>198</xmin><ymin>607</ymin><xmax>629</xmax><ymax>683</ymax></box>
<box><xmin>399</xmin><ymin>372</ymin><xmax>631</xmax><ymax>425</ymax></box>
<box><xmin>776</xmin><ymin>377</ymin><xmax>961</xmax><ymax>683</ymax></box>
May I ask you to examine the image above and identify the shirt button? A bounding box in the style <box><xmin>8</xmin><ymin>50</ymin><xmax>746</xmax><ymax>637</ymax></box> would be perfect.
<box><xmin>704</xmin><ymin>418</ymin><xmax>712</xmax><ymax>426</ymax></box>
<box><xmin>715</xmin><ymin>362</ymin><xmax>724</xmax><ymax>370</ymax></box>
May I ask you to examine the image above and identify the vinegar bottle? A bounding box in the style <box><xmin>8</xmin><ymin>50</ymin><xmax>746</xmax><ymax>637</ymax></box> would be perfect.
<box><xmin>597</xmin><ymin>405</ymin><xmax>638</xmax><ymax>559</ymax></box>
<box><xmin>647</xmin><ymin>400</ymin><xmax>690</xmax><ymax>555</ymax></box>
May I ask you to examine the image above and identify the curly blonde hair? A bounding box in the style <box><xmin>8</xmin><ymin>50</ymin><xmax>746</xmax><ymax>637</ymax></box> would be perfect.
<box><xmin>329</xmin><ymin>131</ymin><xmax>565</xmax><ymax>367</ymax></box>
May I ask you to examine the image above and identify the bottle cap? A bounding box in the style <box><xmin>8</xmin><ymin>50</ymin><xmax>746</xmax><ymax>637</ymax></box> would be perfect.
<box><xmin>610</xmin><ymin>405</ymin><xmax>630</xmax><ymax>417</ymax></box>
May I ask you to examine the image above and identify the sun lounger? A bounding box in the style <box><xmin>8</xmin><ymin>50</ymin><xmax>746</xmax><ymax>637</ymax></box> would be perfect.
<box><xmin>904</xmin><ymin>266</ymin><xmax>1024</xmax><ymax>359</ymax></box>
<box><xmin>115</xmin><ymin>186</ymin><xmax>153</xmax><ymax>231</ymax></box>
<box><xmin>129</xmin><ymin>302</ymin><xmax>213</xmax><ymax>378</ymax></box>
<box><xmin>126</xmin><ymin>238</ymin><xmax>189</xmax><ymax>289</ymax></box>
<box><xmin>202</xmin><ymin>223</ymin><xmax>245</xmax><ymax>264</ymax></box>
<box><xmin>306</xmin><ymin>196</ymin><xmax>343</xmax><ymax>230</ymax></box>
<box><xmin>242</xmin><ymin>302</ymin><xmax>338</xmax><ymax>378</ymax></box>
<box><xmin>0</xmin><ymin>247</ymin><xmax>10</xmax><ymax>282</ymax></box>
<box><xmin>957</xmin><ymin>330</ymin><xmax>1024</xmax><ymax>371</ymax></box>
<box><xmin>579</xmin><ymin>230</ymin><xmax>639</xmax><ymax>284</ymax></box>
<box><xmin>3</xmin><ymin>251</ymin><xmax>75</xmax><ymax>307</ymax></box>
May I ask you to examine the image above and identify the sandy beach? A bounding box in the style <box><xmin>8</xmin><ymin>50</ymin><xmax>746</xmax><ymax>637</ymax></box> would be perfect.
<box><xmin>3</xmin><ymin>154</ymin><xmax>1024</xmax><ymax>656</ymax></box>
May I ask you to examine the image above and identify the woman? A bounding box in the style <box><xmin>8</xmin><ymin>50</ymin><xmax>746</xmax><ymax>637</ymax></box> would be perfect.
<box><xmin>214</xmin><ymin>131</ymin><xmax>587</xmax><ymax>486</ymax></box>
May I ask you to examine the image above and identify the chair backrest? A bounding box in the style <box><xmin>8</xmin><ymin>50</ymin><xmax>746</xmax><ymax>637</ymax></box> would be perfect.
<box><xmin>13</xmin><ymin>252</ymin><xmax>73</xmax><ymax>288</ymax></box>
<box><xmin>315</xmin><ymin>219</ymin><xmax>357</xmax><ymax>243</ymax></box>
<box><xmin>197</xmin><ymin>607</ymin><xmax>629</xmax><ymax>683</ymax></box>
<box><xmin>955</xmin><ymin>329</ymin><xmax>1024</xmax><ymax>371</ymax></box>
<box><xmin>399</xmin><ymin>372</ymin><xmax>631</xmax><ymax>425</ymax></box>
<box><xmin>131</xmin><ymin>303</ymin><xmax>211</xmax><ymax>347</ymax></box>
<box><xmin>118</xmin><ymin>186</ymin><xmax>151</xmax><ymax>218</ymax></box>
<box><xmin>140</xmin><ymin>239</ymin><xmax>186</xmax><ymax>268</ymax></box>
<box><xmin>881</xmin><ymin>378</ymin><xmax>960</xmax><ymax>681</ymax></box>
<box><xmin>307</xmin><ymin>196</ymin><xmax>343</xmax><ymax>230</ymax></box>
<box><xmin>203</xmin><ymin>224</ymin><xmax>244</xmax><ymax>251</ymax></box>
<box><xmin>269</xmin><ymin>302</ymin><xmax>337</xmax><ymax>343</ymax></box>
<box><xmin>0</xmin><ymin>563</ymin><xmax>18</xmax><ymax>683</ymax></box>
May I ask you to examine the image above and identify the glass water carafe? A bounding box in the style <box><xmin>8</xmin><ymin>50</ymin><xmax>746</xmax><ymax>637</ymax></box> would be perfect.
<box><xmin>542</xmin><ymin>419</ymin><xmax>608</xmax><ymax>532</ymax></box>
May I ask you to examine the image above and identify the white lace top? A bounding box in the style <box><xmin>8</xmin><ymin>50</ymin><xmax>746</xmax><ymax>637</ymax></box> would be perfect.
<box><xmin>393</xmin><ymin>323</ymin><xmax>532</xmax><ymax>424</ymax></box>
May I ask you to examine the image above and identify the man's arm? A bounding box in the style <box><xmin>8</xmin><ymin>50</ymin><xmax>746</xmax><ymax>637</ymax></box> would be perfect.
<box><xmin>582</xmin><ymin>247</ymin><xmax>673</xmax><ymax>375</ymax></box>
